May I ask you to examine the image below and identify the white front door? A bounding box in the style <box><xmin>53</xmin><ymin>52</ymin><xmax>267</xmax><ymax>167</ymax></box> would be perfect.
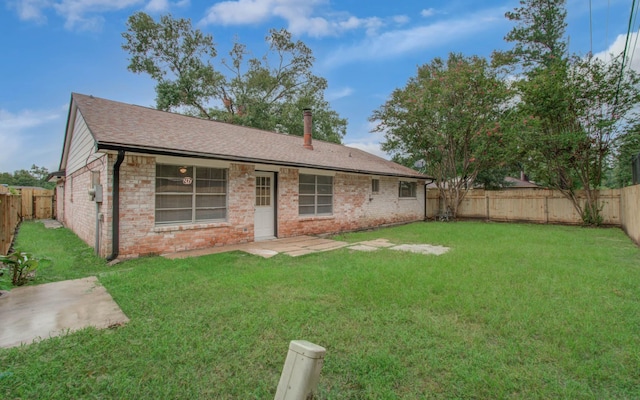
<box><xmin>254</xmin><ymin>172</ymin><xmax>275</xmax><ymax>240</ymax></box>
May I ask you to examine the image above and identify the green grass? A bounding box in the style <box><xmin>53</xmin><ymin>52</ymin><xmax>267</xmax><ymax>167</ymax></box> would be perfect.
<box><xmin>1</xmin><ymin>220</ymin><xmax>639</xmax><ymax>399</ymax></box>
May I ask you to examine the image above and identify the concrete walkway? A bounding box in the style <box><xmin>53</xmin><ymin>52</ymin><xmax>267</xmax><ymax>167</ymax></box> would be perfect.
<box><xmin>164</xmin><ymin>236</ymin><xmax>450</xmax><ymax>259</ymax></box>
<box><xmin>164</xmin><ymin>235</ymin><xmax>351</xmax><ymax>259</ymax></box>
<box><xmin>0</xmin><ymin>277</ymin><xmax>129</xmax><ymax>348</ymax></box>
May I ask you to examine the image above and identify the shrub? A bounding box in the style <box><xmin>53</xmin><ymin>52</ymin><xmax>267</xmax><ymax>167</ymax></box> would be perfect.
<box><xmin>0</xmin><ymin>250</ymin><xmax>44</xmax><ymax>286</ymax></box>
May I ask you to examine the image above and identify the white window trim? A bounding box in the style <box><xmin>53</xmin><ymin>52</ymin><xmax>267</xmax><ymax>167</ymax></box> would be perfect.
<box><xmin>155</xmin><ymin>164</ymin><xmax>228</xmax><ymax>225</ymax></box>
<box><xmin>299</xmin><ymin>174</ymin><xmax>334</xmax><ymax>216</ymax></box>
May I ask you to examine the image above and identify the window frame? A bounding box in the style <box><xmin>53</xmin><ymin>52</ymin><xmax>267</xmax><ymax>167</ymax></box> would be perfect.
<box><xmin>155</xmin><ymin>164</ymin><xmax>228</xmax><ymax>225</ymax></box>
<box><xmin>371</xmin><ymin>178</ymin><xmax>380</xmax><ymax>194</ymax></box>
<box><xmin>398</xmin><ymin>180</ymin><xmax>417</xmax><ymax>198</ymax></box>
<box><xmin>299</xmin><ymin>174</ymin><xmax>334</xmax><ymax>216</ymax></box>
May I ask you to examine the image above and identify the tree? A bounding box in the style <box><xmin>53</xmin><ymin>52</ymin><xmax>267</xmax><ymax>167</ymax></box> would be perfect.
<box><xmin>494</xmin><ymin>0</ymin><xmax>567</xmax><ymax>70</ymax></box>
<box><xmin>610</xmin><ymin>124</ymin><xmax>640</xmax><ymax>187</ymax></box>
<box><xmin>0</xmin><ymin>165</ymin><xmax>54</xmax><ymax>189</ymax></box>
<box><xmin>371</xmin><ymin>53</ymin><xmax>510</xmax><ymax>219</ymax></box>
<box><xmin>495</xmin><ymin>0</ymin><xmax>640</xmax><ymax>225</ymax></box>
<box><xmin>122</xmin><ymin>12</ymin><xmax>346</xmax><ymax>143</ymax></box>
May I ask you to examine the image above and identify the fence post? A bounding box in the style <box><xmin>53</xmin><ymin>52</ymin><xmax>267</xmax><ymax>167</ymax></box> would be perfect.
<box><xmin>275</xmin><ymin>340</ymin><xmax>326</xmax><ymax>400</ymax></box>
<box><xmin>485</xmin><ymin>194</ymin><xmax>490</xmax><ymax>221</ymax></box>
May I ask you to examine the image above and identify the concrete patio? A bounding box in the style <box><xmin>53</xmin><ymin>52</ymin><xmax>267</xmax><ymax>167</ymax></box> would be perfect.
<box><xmin>0</xmin><ymin>277</ymin><xmax>129</xmax><ymax>348</ymax></box>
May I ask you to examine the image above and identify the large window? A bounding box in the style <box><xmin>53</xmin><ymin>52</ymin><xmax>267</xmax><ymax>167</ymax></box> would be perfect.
<box><xmin>399</xmin><ymin>181</ymin><xmax>417</xmax><ymax>198</ymax></box>
<box><xmin>155</xmin><ymin>164</ymin><xmax>227</xmax><ymax>224</ymax></box>
<box><xmin>299</xmin><ymin>174</ymin><xmax>333</xmax><ymax>215</ymax></box>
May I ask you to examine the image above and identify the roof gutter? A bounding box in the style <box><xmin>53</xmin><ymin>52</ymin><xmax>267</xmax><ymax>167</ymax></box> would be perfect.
<box><xmin>96</xmin><ymin>143</ymin><xmax>431</xmax><ymax>180</ymax></box>
<box><xmin>106</xmin><ymin>150</ymin><xmax>125</xmax><ymax>262</ymax></box>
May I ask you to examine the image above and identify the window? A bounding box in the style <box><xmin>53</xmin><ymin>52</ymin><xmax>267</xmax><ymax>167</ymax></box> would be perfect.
<box><xmin>372</xmin><ymin>178</ymin><xmax>380</xmax><ymax>194</ymax></box>
<box><xmin>299</xmin><ymin>174</ymin><xmax>333</xmax><ymax>215</ymax></box>
<box><xmin>155</xmin><ymin>164</ymin><xmax>227</xmax><ymax>224</ymax></box>
<box><xmin>256</xmin><ymin>176</ymin><xmax>271</xmax><ymax>206</ymax></box>
<box><xmin>399</xmin><ymin>181</ymin><xmax>417</xmax><ymax>198</ymax></box>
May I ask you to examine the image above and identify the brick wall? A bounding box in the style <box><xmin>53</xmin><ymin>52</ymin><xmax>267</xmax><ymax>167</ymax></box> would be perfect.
<box><xmin>64</xmin><ymin>155</ymin><xmax>425</xmax><ymax>258</ymax></box>
<box><xmin>115</xmin><ymin>157</ymin><xmax>255</xmax><ymax>258</ymax></box>
<box><xmin>61</xmin><ymin>156</ymin><xmax>108</xmax><ymax>255</ymax></box>
<box><xmin>277</xmin><ymin>169</ymin><xmax>425</xmax><ymax>238</ymax></box>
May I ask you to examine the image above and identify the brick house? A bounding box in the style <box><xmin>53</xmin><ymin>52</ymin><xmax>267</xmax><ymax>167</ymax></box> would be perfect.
<box><xmin>53</xmin><ymin>93</ymin><xmax>428</xmax><ymax>259</ymax></box>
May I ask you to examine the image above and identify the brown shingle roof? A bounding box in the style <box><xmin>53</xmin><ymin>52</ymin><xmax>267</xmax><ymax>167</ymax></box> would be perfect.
<box><xmin>72</xmin><ymin>93</ymin><xmax>426</xmax><ymax>179</ymax></box>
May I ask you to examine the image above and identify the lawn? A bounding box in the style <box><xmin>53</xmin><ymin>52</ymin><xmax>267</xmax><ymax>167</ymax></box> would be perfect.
<box><xmin>1</xmin><ymin>221</ymin><xmax>639</xmax><ymax>399</ymax></box>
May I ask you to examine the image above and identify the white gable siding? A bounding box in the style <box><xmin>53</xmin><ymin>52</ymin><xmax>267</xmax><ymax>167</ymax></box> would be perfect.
<box><xmin>66</xmin><ymin>111</ymin><xmax>97</xmax><ymax>175</ymax></box>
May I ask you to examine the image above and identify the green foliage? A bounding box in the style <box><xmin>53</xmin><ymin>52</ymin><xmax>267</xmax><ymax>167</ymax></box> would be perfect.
<box><xmin>0</xmin><ymin>268</ymin><xmax>10</xmax><ymax>291</ymax></box>
<box><xmin>494</xmin><ymin>0</ymin><xmax>567</xmax><ymax>69</ymax></box>
<box><xmin>371</xmin><ymin>53</ymin><xmax>510</xmax><ymax>218</ymax></box>
<box><xmin>122</xmin><ymin>12</ymin><xmax>346</xmax><ymax>143</ymax></box>
<box><xmin>0</xmin><ymin>250</ymin><xmax>44</xmax><ymax>286</ymax></box>
<box><xmin>495</xmin><ymin>0</ymin><xmax>640</xmax><ymax>225</ymax></box>
<box><xmin>475</xmin><ymin>167</ymin><xmax>516</xmax><ymax>190</ymax></box>
<box><xmin>0</xmin><ymin>165</ymin><xmax>55</xmax><ymax>189</ymax></box>
<box><xmin>610</xmin><ymin>125</ymin><xmax>640</xmax><ymax>187</ymax></box>
<box><xmin>12</xmin><ymin>222</ymin><xmax>108</xmax><ymax>283</ymax></box>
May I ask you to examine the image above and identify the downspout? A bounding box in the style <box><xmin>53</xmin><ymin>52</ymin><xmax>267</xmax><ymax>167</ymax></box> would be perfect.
<box><xmin>424</xmin><ymin>179</ymin><xmax>435</xmax><ymax>221</ymax></box>
<box><xmin>106</xmin><ymin>150</ymin><xmax>125</xmax><ymax>261</ymax></box>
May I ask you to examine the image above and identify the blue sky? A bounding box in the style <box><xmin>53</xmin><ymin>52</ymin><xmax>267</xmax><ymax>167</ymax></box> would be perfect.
<box><xmin>0</xmin><ymin>0</ymin><xmax>636</xmax><ymax>173</ymax></box>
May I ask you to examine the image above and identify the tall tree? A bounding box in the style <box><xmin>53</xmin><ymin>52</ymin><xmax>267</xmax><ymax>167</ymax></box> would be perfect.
<box><xmin>122</xmin><ymin>12</ymin><xmax>346</xmax><ymax>143</ymax></box>
<box><xmin>371</xmin><ymin>53</ymin><xmax>510</xmax><ymax>219</ymax></box>
<box><xmin>495</xmin><ymin>0</ymin><xmax>640</xmax><ymax>225</ymax></box>
<box><xmin>0</xmin><ymin>165</ymin><xmax>54</xmax><ymax>189</ymax></box>
<box><xmin>610</xmin><ymin>124</ymin><xmax>640</xmax><ymax>187</ymax></box>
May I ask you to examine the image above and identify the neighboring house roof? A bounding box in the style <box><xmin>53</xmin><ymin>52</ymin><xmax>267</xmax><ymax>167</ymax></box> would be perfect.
<box><xmin>65</xmin><ymin>93</ymin><xmax>427</xmax><ymax>179</ymax></box>
<box><xmin>503</xmin><ymin>177</ymin><xmax>541</xmax><ymax>188</ymax></box>
<box><xmin>426</xmin><ymin>177</ymin><xmax>542</xmax><ymax>189</ymax></box>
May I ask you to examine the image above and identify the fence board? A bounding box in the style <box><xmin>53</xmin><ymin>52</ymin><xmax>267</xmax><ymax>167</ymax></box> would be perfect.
<box><xmin>17</xmin><ymin>188</ymin><xmax>54</xmax><ymax>220</ymax></box>
<box><xmin>621</xmin><ymin>185</ymin><xmax>640</xmax><ymax>246</ymax></box>
<box><xmin>0</xmin><ymin>194</ymin><xmax>22</xmax><ymax>255</ymax></box>
<box><xmin>427</xmin><ymin>188</ymin><xmax>622</xmax><ymax>226</ymax></box>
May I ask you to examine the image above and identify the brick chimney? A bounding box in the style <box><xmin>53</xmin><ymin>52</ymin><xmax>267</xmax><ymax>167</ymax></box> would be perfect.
<box><xmin>303</xmin><ymin>108</ymin><xmax>313</xmax><ymax>150</ymax></box>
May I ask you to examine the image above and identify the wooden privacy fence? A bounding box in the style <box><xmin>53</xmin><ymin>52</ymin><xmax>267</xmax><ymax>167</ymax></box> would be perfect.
<box><xmin>426</xmin><ymin>188</ymin><xmax>622</xmax><ymax>226</ymax></box>
<box><xmin>621</xmin><ymin>185</ymin><xmax>640</xmax><ymax>246</ymax></box>
<box><xmin>19</xmin><ymin>188</ymin><xmax>54</xmax><ymax>220</ymax></box>
<box><xmin>0</xmin><ymin>188</ymin><xmax>54</xmax><ymax>255</ymax></box>
<box><xmin>0</xmin><ymin>193</ymin><xmax>22</xmax><ymax>255</ymax></box>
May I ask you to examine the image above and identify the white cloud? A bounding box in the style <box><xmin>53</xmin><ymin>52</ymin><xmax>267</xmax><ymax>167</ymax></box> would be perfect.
<box><xmin>324</xmin><ymin>7</ymin><xmax>506</xmax><ymax>67</ymax></box>
<box><xmin>199</xmin><ymin>0</ymin><xmax>276</xmax><ymax>25</ymax></box>
<box><xmin>326</xmin><ymin>87</ymin><xmax>354</xmax><ymax>101</ymax></box>
<box><xmin>199</xmin><ymin>0</ymin><xmax>387</xmax><ymax>37</ymax></box>
<box><xmin>345</xmin><ymin>142</ymin><xmax>389</xmax><ymax>159</ymax></box>
<box><xmin>421</xmin><ymin>8</ymin><xmax>435</xmax><ymax>17</ymax></box>
<box><xmin>0</xmin><ymin>107</ymin><xmax>66</xmax><ymax>172</ymax></box>
<box><xmin>11</xmin><ymin>0</ymin><xmax>51</xmax><ymax>23</ymax></box>
<box><xmin>9</xmin><ymin>0</ymin><xmax>190</xmax><ymax>30</ymax></box>
<box><xmin>344</xmin><ymin>120</ymin><xmax>390</xmax><ymax>159</ymax></box>
<box><xmin>593</xmin><ymin>29</ymin><xmax>640</xmax><ymax>73</ymax></box>
<box><xmin>53</xmin><ymin>0</ymin><xmax>141</xmax><ymax>30</ymax></box>
<box><xmin>393</xmin><ymin>15</ymin><xmax>409</xmax><ymax>25</ymax></box>
<box><xmin>145</xmin><ymin>0</ymin><xmax>170</xmax><ymax>12</ymax></box>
